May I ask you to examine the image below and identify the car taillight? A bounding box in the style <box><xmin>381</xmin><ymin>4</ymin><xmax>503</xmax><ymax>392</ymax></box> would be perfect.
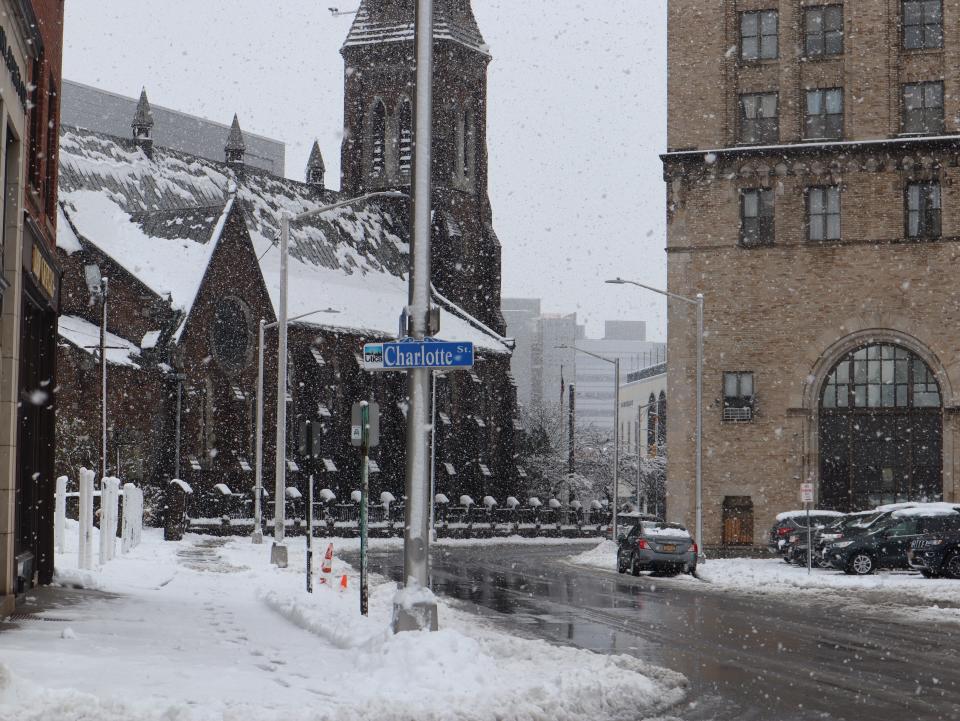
<box><xmin>637</xmin><ymin>539</ymin><xmax>649</xmax><ymax>550</ymax></box>
<box><xmin>777</xmin><ymin>527</ymin><xmax>791</xmax><ymax>536</ymax></box>
<box><xmin>692</xmin><ymin>542</ymin><xmax>699</xmax><ymax>555</ymax></box>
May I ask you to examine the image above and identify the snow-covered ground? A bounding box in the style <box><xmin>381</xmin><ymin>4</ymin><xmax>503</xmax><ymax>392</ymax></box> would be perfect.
<box><xmin>568</xmin><ymin>541</ymin><xmax>960</xmax><ymax>622</ymax></box>
<box><xmin>0</xmin><ymin>526</ymin><xmax>687</xmax><ymax>721</ymax></box>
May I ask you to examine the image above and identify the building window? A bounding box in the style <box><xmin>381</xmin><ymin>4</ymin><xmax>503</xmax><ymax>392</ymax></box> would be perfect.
<box><xmin>740</xmin><ymin>10</ymin><xmax>778</xmax><ymax>61</ymax></box>
<box><xmin>657</xmin><ymin>391</ymin><xmax>666</xmax><ymax>446</ymax></box>
<box><xmin>739</xmin><ymin>93</ymin><xmax>779</xmax><ymax>145</ymax></box>
<box><xmin>805</xmin><ymin>88</ymin><xmax>843</xmax><ymax>140</ymax></box>
<box><xmin>804</xmin><ymin>5</ymin><xmax>844</xmax><ymax>57</ymax></box>
<box><xmin>44</xmin><ymin>77</ymin><xmax>59</xmax><ymax>218</ymax></box>
<box><xmin>371</xmin><ymin>100</ymin><xmax>386</xmax><ymax>177</ymax></box>
<box><xmin>903</xmin><ymin>0</ymin><xmax>943</xmax><ymax>50</ymax></box>
<box><xmin>723</xmin><ymin>372</ymin><xmax>755</xmax><ymax>422</ymax></box>
<box><xmin>647</xmin><ymin>393</ymin><xmax>657</xmax><ymax>453</ymax></box>
<box><xmin>902</xmin><ymin>82</ymin><xmax>944</xmax><ymax>135</ymax></box>
<box><xmin>740</xmin><ymin>188</ymin><xmax>774</xmax><ymax>246</ymax></box>
<box><xmin>462</xmin><ymin>108</ymin><xmax>474</xmax><ymax>183</ymax></box>
<box><xmin>27</xmin><ymin>55</ymin><xmax>42</xmax><ymax>190</ymax></box>
<box><xmin>808</xmin><ymin>186</ymin><xmax>841</xmax><ymax>241</ymax></box>
<box><xmin>905</xmin><ymin>181</ymin><xmax>941</xmax><ymax>239</ymax></box>
<box><xmin>398</xmin><ymin>97</ymin><xmax>412</xmax><ymax>179</ymax></box>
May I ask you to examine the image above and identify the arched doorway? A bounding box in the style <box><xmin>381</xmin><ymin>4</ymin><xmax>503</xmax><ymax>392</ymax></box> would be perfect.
<box><xmin>819</xmin><ymin>343</ymin><xmax>942</xmax><ymax>511</ymax></box>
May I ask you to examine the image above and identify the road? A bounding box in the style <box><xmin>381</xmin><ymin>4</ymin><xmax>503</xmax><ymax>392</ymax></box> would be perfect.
<box><xmin>363</xmin><ymin>543</ymin><xmax>960</xmax><ymax>721</ymax></box>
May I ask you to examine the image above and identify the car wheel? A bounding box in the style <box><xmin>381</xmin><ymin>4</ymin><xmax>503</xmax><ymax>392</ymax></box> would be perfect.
<box><xmin>945</xmin><ymin>553</ymin><xmax>960</xmax><ymax>580</ymax></box>
<box><xmin>846</xmin><ymin>553</ymin><xmax>875</xmax><ymax>576</ymax></box>
<box><xmin>921</xmin><ymin>569</ymin><xmax>940</xmax><ymax>579</ymax></box>
<box><xmin>616</xmin><ymin>551</ymin><xmax>626</xmax><ymax>574</ymax></box>
<box><xmin>630</xmin><ymin>554</ymin><xmax>641</xmax><ymax>577</ymax></box>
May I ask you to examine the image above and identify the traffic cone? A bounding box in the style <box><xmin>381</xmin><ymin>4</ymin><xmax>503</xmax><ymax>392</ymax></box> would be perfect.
<box><xmin>339</xmin><ymin>574</ymin><xmax>348</xmax><ymax>590</ymax></box>
<box><xmin>320</xmin><ymin>543</ymin><xmax>334</xmax><ymax>584</ymax></box>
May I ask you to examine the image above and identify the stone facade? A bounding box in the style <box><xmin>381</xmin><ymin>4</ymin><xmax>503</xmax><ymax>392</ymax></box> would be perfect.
<box><xmin>665</xmin><ymin>1</ymin><xmax>960</xmax><ymax>546</ymax></box>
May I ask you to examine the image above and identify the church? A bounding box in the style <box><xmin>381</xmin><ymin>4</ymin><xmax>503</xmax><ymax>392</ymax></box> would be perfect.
<box><xmin>54</xmin><ymin>0</ymin><xmax>523</xmax><ymax>516</ymax></box>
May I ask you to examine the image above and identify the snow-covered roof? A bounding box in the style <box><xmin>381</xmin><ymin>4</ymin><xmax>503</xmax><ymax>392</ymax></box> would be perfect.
<box><xmin>58</xmin><ymin>315</ymin><xmax>142</xmax><ymax>367</ymax></box>
<box><xmin>58</xmin><ymin>125</ymin><xmax>508</xmax><ymax>353</ymax></box>
<box><xmin>343</xmin><ymin>0</ymin><xmax>489</xmax><ymax>56</ymax></box>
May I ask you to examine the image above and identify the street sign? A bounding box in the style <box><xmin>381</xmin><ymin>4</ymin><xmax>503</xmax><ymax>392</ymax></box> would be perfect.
<box><xmin>351</xmin><ymin>402</ymin><xmax>380</xmax><ymax>447</ymax></box>
<box><xmin>800</xmin><ymin>482</ymin><xmax>815</xmax><ymax>504</ymax></box>
<box><xmin>363</xmin><ymin>338</ymin><xmax>474</xmax><ymax>371</ymax></box>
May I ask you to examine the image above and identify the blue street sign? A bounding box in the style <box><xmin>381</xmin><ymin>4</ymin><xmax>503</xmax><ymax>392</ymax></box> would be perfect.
<box><xmin>363</xmin><ymin>338</ymin><xmax>474</xmax><ymax>371</ymax></box>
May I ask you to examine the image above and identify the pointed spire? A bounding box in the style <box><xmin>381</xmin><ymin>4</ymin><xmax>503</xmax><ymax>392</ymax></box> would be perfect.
<box><xmin>225</xmin><ymin>114</ymin><xmax>246</xmax><ymax>166</ymax></box>
<box><xmin>306</xmin><ymin>140</ymin><xmax>325</xmax><ymax>190</ymax></box>
<box><xmin>132</xmin><ymin>87</ymin><xmax>155</xmax><ymax>156</ymax></box>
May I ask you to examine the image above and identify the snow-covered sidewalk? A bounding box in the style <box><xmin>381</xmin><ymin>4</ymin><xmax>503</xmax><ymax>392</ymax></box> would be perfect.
<box><xmin>568</xmin><ymin>541</ymin><xmax>960</xmax><ymax>621</ymax></box>
<box><xmin>0</xmin><ymin>527</ymin><xmax>687</xmax><ymax>721</ymax></box>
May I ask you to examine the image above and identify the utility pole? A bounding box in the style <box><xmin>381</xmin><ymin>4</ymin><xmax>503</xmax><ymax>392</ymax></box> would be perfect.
<box><xmin>271</xmin><ymin>216</ymin><xmax>291</xmax><ymax>568</ymax></box>
<box><xmin>613</xmin><ymin>357</ymin><xmax>621</xmax><ymax>540</ymax></box>
<box><xmin>394</xmin><ymin>0</ymin><xmax>439</xmax><ymax>633</ymax></box>
<box><xmin>567</xmin><ymin>383</ymin><xmax>575</xmax><ymax>479</ymax></box>
<box><xmin>253</xmin><ymin>319</ymin><xmax>267</xmax><ymax>545</ymax></box>
<box><xmin>100</xmin><ymin>277</ymin><xmax>109</xmax><ymax>482</ymax></box>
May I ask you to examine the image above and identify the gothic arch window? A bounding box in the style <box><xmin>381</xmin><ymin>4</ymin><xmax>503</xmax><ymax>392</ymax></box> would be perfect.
<box><xmin>398</xmin><ymin>97</ymin><xmax>412</xmax><ymax>180</ymax></box>
<box><xmin>646</xmin><ymin>393</ymin><xmax>657</xmax><ymax>452</ymax></box>
<box><xmin>462</xmin><ymin>107</ymin><xmax>475</xmax><ymax>183</ymax></box>
<box><xmin>819</xmin><ymin>342</ymin><xmax>943</xmax><ymax>511</ymax></box>
<box><xmin>371</xmin><ymin>99</ymin><xmax>387</xmax><ymax>178</ymax></box>
<box><xmin>657</xmin><ymin>391</ymin><xmax>667</xmax><ymax>447</ymax></box>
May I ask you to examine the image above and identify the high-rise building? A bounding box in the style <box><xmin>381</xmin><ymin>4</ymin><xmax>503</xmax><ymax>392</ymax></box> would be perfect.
<box><xmin>666</xmin><ymin>1</ymin><xmax>960</xmax><ymax>546</ymax></box>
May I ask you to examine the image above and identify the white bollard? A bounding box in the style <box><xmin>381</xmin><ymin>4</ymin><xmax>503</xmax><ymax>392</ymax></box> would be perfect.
<box><xmin>121</xmin><ymin>483</ymin><xmax>144</xmax><ymax>554</ymax></box>
<box><xmin>78</xmin><ymin>468</ymin><xmax>95</xmax><ymax>570</ymax></box>
<box><xmin>54</xmin><ymin>476</ymin><xmax>67</xmax><ymax>554</ymax></box>
<box><xmin>100</xmin><ymin>477</ymin><xmax>121</xmax><ymax>564</ymax></box>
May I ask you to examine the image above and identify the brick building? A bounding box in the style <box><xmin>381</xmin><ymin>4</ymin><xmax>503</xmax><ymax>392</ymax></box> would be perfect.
<box><xmin>0</xmin><ymin>0</ymin><xmax>63</xmax><ymax>615</ymax></box>
<box><xmin>665</xmin><ymin>1</ymin><xmax>960</xmax><ymax>547</ymax></box>
<box><xmin>53</xmin><ymin>0</ymin><xmax>522</xmax><ymax>521</ymax></box>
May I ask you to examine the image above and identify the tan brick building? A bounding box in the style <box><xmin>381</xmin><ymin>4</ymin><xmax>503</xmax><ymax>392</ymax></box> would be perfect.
<box><xmin>665</xmin><ymin>0</ymin><xmax>960</xmax><ymax>547</ymax></box>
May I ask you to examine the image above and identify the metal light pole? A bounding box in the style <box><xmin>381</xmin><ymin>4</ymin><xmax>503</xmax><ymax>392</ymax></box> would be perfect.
<box><xmin>100</xmin><ymin>277</ymin><xmax>109</xmax><ymax>481</ymax></box>
<box><xmin>394</xmin><ymin>0</ymin><xmax>439</xmax><ymax>633</ymax></box>
<box><xmin>606</xmin><ymin>278</ymin><xmax>704</xmax><ymax>558</ymax></box>
<box><xmin>558</xmin><ymin>344</ymin><xmax>621</xmax><ymax>541</ymax></box>
<box><xmin>255</xmin><ymin>309</ymin><xmax>338</xmax><ymax>546</ymax></box>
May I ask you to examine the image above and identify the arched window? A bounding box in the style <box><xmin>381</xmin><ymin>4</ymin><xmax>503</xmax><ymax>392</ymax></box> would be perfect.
<box><xmin>821</xmin><ymin>343</ymin><xmax>941</xmax><ymax>409</ymax></box>
<box><xmin>398</xmin><ymin>98</ymin><xmax>412</xmax><ymax>179</ymax></box>
<box><xmin>657</xmin><ymin>392</ymin><xmax>667</xmax><ymax>447</ymax></box>
<box><xmin>646</xmin><ymin>394</ymin><xmax>657</xmax><ymax>453</ymax></box>
<box><xmin>371</xmin><ymin>100</ymin><xmax>386</xmax><ymax>177</ymax></box>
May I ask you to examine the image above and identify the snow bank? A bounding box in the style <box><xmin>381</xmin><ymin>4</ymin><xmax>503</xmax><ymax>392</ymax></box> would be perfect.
<box><xmin>569</xmin><ymin>540</ymin><xmax>619</xmax><ymax>572</ymax></box>
<box><xmin>1</xmin><ymin>529</ymin><xmax>687</xmax><ymax>721</ymax></box>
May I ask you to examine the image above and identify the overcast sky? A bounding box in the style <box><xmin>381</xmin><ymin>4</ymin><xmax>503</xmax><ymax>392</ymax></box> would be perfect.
<box><xmin>63</xmin><ymin>1</ymin><xmax>668</xmax><ymax>340</ymax></box>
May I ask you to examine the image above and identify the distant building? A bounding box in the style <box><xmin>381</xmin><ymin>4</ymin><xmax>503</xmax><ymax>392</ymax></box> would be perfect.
<box><xmin>619</xmin><ymin>363</ymin><xmax>667</xmax><ymax>516</ymax></box>
<box><xmin>575</xmin><ymin>322</ymin><xmax>666</xmax><ymax>431</ymax></box>
<box><xmin>61</xmin><ymin>80</ymin><xmax>286</xmax><ymax>176</ymax></box>
<box><xmin>502</xmin><ymin>298</ymin><xmax>576</xmax><ymax>412</ymax></box>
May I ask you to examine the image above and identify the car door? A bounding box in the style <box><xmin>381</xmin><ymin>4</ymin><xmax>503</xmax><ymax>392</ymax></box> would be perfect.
<box><xmin>880</xmin><ymin>518</ymin><xmax>919</xmax><ymax>568</ymax></box>
<box><xmin>620</xmin><ymin>524</ymin><xmax>638</xmax><ymax>555</ymax></box>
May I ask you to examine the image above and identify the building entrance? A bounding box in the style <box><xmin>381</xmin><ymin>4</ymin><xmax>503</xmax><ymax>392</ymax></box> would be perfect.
<box><xmin>819</xmin><ymin>343</ymin><xmax>942</xmax><ymax>511</ymax></box>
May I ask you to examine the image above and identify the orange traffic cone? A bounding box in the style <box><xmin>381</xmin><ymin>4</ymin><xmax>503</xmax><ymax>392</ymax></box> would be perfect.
<box><xmin>339</xmin><ymin>574</ymin><xmax>348</xmax><ymax>590</ymax></box>
<box><xmin>320</xmin><ymin>543</ymin><xmax>334</xmax><ymax>584</ymax></box>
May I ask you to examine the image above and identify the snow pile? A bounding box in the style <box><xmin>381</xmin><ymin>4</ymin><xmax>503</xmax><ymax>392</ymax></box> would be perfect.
<box><xmin>0</xmin><ymin>530</ymin><xmax>688</xmax><ymax>721</ymax></box>
<box><xmin>568</xmin><ymin>540</ymin><xmax>619</xmax><ymax>572</ymax></box>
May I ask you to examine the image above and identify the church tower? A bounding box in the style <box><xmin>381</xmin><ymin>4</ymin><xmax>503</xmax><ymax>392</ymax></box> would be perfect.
<box><xmin>340</xmin><ymin>0</ymin><xmax>505</xmax><ymax>333</ymax></box>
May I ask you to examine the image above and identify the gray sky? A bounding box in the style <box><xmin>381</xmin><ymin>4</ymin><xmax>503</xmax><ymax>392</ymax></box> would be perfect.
<box><xmin>63</xmin><ymin>1</ymin><xmax>668</xmax><ymax>340</ymax></box>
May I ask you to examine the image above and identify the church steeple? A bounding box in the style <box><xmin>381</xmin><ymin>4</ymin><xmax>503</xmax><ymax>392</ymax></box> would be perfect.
<box><xmin>224</xmin><ymin>114</ymin><xmax>246</xmax><ymax>167</ymax></box>
<box><xmin>306</xmin><ymin>140</ymin><xmax>325</xmax><ymax>191</ymax></box>
<box><xmin>131</xmin><ymin>88</ymin><xmax>155</xmax><ymax>157</ymax></box>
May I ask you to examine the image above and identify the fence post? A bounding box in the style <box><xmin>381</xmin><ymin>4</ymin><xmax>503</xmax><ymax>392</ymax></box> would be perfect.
<box><xmin>78</xmin><ymin>467</ymin><xmax>95</xmax><ymax>570</ymax></box>
<box><xmin>54</xmin><ymin>476</ymin><xmax>67</xmax><ymax>554</ymax></box>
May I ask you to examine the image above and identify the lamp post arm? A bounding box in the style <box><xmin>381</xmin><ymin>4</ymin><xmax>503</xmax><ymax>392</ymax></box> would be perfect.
<box><xmin>608</xmin><ymin>278</ymin><xmax>699</xmax><ymax>306</ymax></box>
<box><xmin>290</xmin><ymin>190</ymin><xmax>408</xmax><ymax>225</ymax></box>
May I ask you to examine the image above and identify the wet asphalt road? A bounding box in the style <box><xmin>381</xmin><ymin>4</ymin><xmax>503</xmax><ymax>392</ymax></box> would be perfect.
<box><xmin>362</xmin><ymin>543</ymin><xmax>960</xmax><ymax>721</ymax></box>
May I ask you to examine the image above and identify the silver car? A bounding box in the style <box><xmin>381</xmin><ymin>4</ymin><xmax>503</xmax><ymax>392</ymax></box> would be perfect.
<box><xmin>616</xmin><ymin>521</ymin><xmax>698</xmax><ymax>577</ymax></box>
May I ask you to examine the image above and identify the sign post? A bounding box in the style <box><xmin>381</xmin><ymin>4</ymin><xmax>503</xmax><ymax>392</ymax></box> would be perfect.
<box><xmin>352</xmin><ymin>401</ymin><xmax>380</xmax><ymax>616</ymax></box>
<box><xmin>801</xmin><ymin>482</ymin><xmax>815</xmax><ymax>574</ymax></box>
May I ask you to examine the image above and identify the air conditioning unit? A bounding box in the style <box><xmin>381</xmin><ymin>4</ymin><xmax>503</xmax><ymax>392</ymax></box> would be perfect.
<box><xmin>723</xmin><ymin>406</ymin><xmax>753</xmax><ymax>422</ymax></box>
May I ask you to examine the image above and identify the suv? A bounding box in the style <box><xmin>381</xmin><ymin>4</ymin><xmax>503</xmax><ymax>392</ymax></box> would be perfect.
<box><xmin>768</xmin><ymin>511</ymin><xmax>844</xmax><ymax>560</ymax></box>
<box><xmin>908</xmin><ymin>514</ymin><xmax>960</xmax><ymax>578</ymax></box>
<box><xmin>787</xmin><ymin>507</ymin><xmax>915</xmax><ymax>566</ymax></box>
<box><xmin>825</xmin><ymin>505</ymin><xmax>960</xmax><ymax>575</ymax></box>
<box><xmin>616</xmin><ymin>521</ymin><xmax>697</xmax><ymax>577</ymax></box>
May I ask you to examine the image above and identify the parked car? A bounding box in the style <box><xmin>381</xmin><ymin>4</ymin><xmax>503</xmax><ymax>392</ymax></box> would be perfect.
<box><xmin>907</xmin><ymin>513</ymin><xmax>960</xmax><ymax>578</ymax></box>
<box><xmin>768</xmin><ymin>510</ymin><xmax>844</xmax><ymax>560</ymax></box>
<box><xmin>616</xmin><ymin>521</ymin><xmax>697</xmax><ymax>577</ymax></box>
<box><xmin>786</xmin><ymin>508</ymin><xmax>906</xmax><ymax>566</ymax></box>
<box><xmin>825</xmin><ymin>505</ymin><xmax>960</xmax><ymax>575</ymax></box>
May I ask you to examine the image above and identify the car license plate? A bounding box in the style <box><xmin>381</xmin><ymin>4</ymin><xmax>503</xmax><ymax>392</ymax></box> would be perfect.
<box><xmin>789</xmin><ymin>535</ymin><xmax>798</xmax><ymax>543</ymax></box>
<box><xmin>662</xmin><ymin>544</ymin><xmax>676</xmax><ymax>553</ymax></box>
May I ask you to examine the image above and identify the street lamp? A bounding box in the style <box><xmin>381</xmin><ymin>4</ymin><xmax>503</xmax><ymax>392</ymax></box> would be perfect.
<box><xmin>269</xmin><ymin>191</ymin><xmax>406</xmax><ymax>566</ymax></box>
<box><xmin>556</xmin><ymin>344</ymin><xmax>621</xmax><ymax>542</ymax></box>
<box><xmin>606</xmin><ymin>277</ymin><xmax>704</xmax><ymax>558</ymax></box>
<box><xmin>252</xmin><ymin>308</ymin><xmax>338</xmax><ymax>545</ymax></box>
